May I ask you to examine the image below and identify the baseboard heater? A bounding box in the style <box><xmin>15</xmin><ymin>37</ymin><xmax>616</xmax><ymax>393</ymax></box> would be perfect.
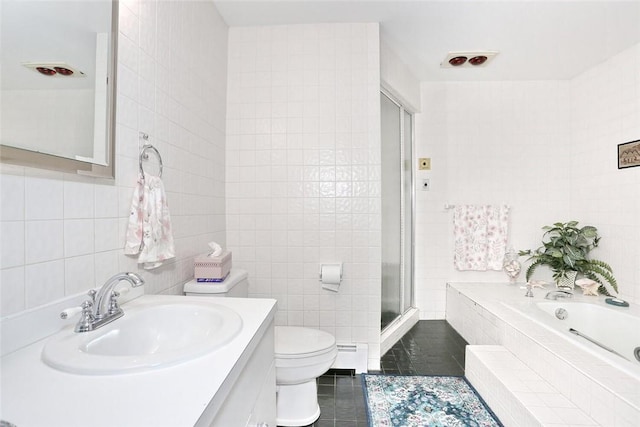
<box><xmin>331</xmin><ymin>343</ymin><xmax>368</xmax><ymax>374</ymax></box>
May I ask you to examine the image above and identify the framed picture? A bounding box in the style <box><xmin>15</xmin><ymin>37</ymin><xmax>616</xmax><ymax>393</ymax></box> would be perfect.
<box><xmin>618</xmin><ymin>139</ymin><xmax>640</xmax><ymax>169</ymax></box>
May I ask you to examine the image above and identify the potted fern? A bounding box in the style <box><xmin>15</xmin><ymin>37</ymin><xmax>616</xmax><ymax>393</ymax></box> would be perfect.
<box><xmin>519</xmin><ymin>221</ymin><xmax>618</xmax><ymax>295</ymax></box>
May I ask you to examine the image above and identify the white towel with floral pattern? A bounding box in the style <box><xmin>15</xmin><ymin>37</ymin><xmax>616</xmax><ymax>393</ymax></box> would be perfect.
<box><xmin>124</xmin><ymin>173</ymin><xmax>175</xmax><ymax>269</ymax></box>
<box><xmin>453</xmin><ymin>204</ymin><xmax>509</xmax><ymax>271</ymax></box>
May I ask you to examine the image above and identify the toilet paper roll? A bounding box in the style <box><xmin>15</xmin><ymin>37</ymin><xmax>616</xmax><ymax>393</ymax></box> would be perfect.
<box><xmin>323</xmin><ymin>283</ymin><xmax>340</xmax><ymax>292</ymax></box>
<box><xmin>320</xmin><ymin>263</ymin><xmax>342</xmax><ymax>288</ymax></box>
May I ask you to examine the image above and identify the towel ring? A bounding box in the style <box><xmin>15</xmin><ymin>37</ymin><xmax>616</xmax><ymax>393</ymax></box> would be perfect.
<box><xmin>138</xmin><ymin>133</ymin><xmax>163</xmax><ymax>179</ymax></box>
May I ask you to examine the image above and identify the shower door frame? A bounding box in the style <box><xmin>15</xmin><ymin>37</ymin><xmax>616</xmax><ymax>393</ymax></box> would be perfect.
<box><xmin>380</xmin><ymin>88</ymin><xmax>415</xmax><ymax>332</ymax></box>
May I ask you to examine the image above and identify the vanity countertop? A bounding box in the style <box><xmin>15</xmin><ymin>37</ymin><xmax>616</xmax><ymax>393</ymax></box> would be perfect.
<box><xmin>1</xmin><ymin>295</ymin><xmax>277</xmax><ymax>427</ymax></box>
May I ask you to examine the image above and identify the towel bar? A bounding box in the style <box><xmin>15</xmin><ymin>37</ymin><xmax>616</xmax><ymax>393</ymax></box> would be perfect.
<box><xmin>139</xmin><ymin>132</ymin><xmax>163</xmax><ymax>179</ymax></box>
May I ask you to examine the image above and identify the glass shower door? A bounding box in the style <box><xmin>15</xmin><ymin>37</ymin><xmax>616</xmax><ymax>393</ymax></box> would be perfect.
<box><xmin>381</xmin><ymin>93</ymin><xmax>402</xmax><ymax>329</ymax></box>
<box><xmin>380</xmin><ymin>91</ymin><xmax>413</xmax><ymax>330</ymax></box>
<box><xmin>403</xmin><ymin>110</ymin><xmax>413</xmax><ymax>313</ymax></box>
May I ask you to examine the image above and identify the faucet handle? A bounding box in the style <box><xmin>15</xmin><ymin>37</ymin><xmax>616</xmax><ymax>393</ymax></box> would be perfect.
<box><xmin>60</xmin><ymin>305</ymin><xmax>83</xmax><ymax>319</ymax></box>
<box><xmin>108</xmin><ymin>291</ymin><xmax>122</xmax><ymax>315</ymax></box>
<box><xmin>75</xmin><ymin>300</ymin><xmax>95</xmax><ymax>332</ymax></box>
<box><xmin>87</xmin><ymin>289</ymin><xmax>97</xmax><ymax>304</ymax></box>
<box><xmin>60</xmin><ymin>300</ymin><xmax>93</xmax><ymax>319</ymax></box>
<box><xmin>524</xmin><ymin>282</ymin><xmax>534</xmax><ymax>298</ymax></box>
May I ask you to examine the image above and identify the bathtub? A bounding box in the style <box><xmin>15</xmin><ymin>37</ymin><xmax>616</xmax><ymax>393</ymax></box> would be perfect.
<box><xmin>504</xmin><ymin>299</ymin><xmax>640</xmax><ymax>381</ymax></box>
<box><xmin>447</xmin><ymin>282</ymin><xmax>640</xmax><ymax>425</ymax></box>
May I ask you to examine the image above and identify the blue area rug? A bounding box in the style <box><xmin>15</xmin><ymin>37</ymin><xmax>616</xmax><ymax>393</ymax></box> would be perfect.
<box><xmin>362</xmin><ymin>374</ymin><xmax>502</xmax><ymax>427</ymax></box>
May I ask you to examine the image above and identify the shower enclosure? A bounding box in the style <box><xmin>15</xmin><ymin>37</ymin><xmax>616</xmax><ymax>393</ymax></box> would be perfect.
<box><xmin>380</xmin><ymin>90</ymin><xmax>414</xmax><ymax>331</ymax></box>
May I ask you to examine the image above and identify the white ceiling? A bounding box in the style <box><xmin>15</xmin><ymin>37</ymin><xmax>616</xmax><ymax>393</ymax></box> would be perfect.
<box><xmin>213</xmin><ymin>0</ymin><xmax>640</xmax><ymax>82</ymax></box>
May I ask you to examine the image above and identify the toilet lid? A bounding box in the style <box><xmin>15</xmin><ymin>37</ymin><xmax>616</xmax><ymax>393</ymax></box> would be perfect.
<box><xmin>274</xmin><ymin>326</ymin><xmax>336</xmax><ymax>359</ymax></box>
<box><xmin>183</xmin><ymin>269</ymin><xmax>247</xmax><ymax>294</ymax></box>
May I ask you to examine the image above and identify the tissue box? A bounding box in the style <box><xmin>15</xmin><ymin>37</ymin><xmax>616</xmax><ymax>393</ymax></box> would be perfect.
<box><xmin>194</xmin><ymin>251</ymin><xmax>232</xmax><ymax>282</ymax></box>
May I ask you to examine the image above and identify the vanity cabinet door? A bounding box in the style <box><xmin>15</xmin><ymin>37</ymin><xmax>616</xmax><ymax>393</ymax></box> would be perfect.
<box><xmin>208</xmin><ymin>320</ymin><xmax>276</xmax><ymax>427</ymax></box>
<box><xmin>246</xmin><ymin>360</ymin><xmax>276</xmax><ymax>427</ymax></box>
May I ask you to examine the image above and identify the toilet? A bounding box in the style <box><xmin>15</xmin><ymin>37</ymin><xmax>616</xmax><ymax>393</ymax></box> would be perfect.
<box><xmin>184</xmin><ymin>269</ymin><xmax>338</xmax><ymax>426</ymax></box>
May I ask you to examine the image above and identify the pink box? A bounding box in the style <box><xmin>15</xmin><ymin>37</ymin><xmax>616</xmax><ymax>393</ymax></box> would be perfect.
<box><xmin>194</xmin><ymin>251</ymin><xmax>232</xmax><ymax>282</ymax></box>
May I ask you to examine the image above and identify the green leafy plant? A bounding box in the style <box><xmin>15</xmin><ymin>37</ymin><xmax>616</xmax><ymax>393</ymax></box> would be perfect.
<box><xmin>519</xmin><ymin>221</ymin><xmax>618</xmax><ymax>295</ymax></box>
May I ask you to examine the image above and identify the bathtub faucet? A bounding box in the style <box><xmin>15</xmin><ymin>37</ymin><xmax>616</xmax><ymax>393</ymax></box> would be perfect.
<box><xmin>545</xmin><ymin>289</ymin><xmax>573</xmax><ymax>300</ymax></box>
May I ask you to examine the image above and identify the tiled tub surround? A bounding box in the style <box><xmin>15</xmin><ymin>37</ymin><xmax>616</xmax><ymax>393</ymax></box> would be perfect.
<box><xmin>1</xmin><ymin>293</ymin><xmax>277</xmax><ymax>426</ymax></box>
<box><xmin>447</xmin><ymin>282</ymin><xmax>639</xmax><ymax>426</ymax></box>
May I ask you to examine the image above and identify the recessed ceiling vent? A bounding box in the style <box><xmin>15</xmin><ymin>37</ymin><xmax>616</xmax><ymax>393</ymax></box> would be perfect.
<box><xmin>22</xmin><ymin>62</ymin><xmax>85</xmax><ymax>77</ymax></box>
<box><xmin>441</xmin><ymin>51</ymin><xmax>499</xmax><ymax>68</ymax></box>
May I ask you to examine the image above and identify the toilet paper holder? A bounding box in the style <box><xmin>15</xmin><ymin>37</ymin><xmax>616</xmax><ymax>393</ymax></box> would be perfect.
<box><xmin>318</xmin><ymin>263</ymin><xmax>343</xmax><ymax>284</ymax></box>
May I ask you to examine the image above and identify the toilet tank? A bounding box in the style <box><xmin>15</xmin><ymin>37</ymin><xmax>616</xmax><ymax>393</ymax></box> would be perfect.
<box><xmin>183</xmin><ymin>268</ymin><xmax>249</xmax><ymax>297</ymax></box>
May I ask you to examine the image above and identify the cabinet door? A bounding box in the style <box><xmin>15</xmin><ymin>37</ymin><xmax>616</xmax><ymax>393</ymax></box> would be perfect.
<box><xmin>208</xmin><ymin>322</ymin><xmax>276</xmax><ymax>427</ymax></box>
<box><xmin>246</xmin><ymin>361</ymin><xmax>276</xmax><ymax>427</ymax></box>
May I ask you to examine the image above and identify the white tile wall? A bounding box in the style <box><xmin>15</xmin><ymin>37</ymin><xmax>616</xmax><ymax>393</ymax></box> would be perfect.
<box><xmin>415</xmin><ymin>42</ymin><xmax>640</xmax><ymax>318</ymax></box>
<box><xmin>415</xmin><ymin>80</ymin><xmax>571</xmax><ymax>319</ymax></box>
<box><xmin>568</xmin><ymin>43</ymin><xmax>640</xmax><ymax>305</ymax></box>
<box><xmin>225</xmin><ymin>23</ymin><xmax>382</xmax><ymax>368</ymax></box>
<box><xmin>0</xmin><ymin>0</ymin><xmax>229</xmax><ymax>317</ymax></box>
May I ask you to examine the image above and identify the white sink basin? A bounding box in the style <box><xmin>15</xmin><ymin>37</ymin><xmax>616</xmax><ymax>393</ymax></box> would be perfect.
<box><xmin>42</xmin><ymin>301</ymin><xmax>242</xmax><ymax>375</ymax></box>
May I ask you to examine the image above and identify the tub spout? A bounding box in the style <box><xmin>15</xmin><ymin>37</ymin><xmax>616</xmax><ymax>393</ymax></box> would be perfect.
<box><xmin>545</xmin><ymin>290</ymin><xmax>573</xmax><ymax>300</ymax></box>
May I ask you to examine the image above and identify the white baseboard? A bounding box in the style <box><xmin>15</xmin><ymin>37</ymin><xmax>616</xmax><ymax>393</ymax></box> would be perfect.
<box><xmin>332</xmin><ymin>343</ymin><xmax>368</xmax><ymax>374</ymax></box>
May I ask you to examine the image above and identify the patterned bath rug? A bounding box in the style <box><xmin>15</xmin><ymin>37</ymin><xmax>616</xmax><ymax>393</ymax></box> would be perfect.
<box><xmin>362</xmin><ymin>374</ymin><xmax>502</xmax><ymax>427</ymax></box>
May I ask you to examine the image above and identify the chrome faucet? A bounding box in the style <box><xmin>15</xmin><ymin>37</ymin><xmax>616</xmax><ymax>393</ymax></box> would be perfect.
<box><xmin>545</xmin><ymin>289</ymin><xmax>573</xmax><ymax>300</ymax></box>
<box><xmin>61</xmin><ymin>272</ymin><xmax>145</xmax><ymax>332</ymax></box>
<box><xmin>94</xmin><ymin>272</ymin><xmax>144</xmax><ymax>319</ymax></box>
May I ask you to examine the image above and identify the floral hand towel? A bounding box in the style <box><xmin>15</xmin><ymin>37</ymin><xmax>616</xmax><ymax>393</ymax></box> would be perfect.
<box><xmin>453</xmin><ymin>204</ymin><xmax>509</xmax><ymax>271</ymax></box>
<box><xmin>124</xmin><ymin>173</ymin><xmax>175</xmax><ymax>269</ymax></box>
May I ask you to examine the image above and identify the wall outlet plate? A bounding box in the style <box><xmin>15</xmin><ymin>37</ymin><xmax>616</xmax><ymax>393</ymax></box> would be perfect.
<box><xmin>418</xmin><ymin>158</ymin><xmax>431</xmax><ymax>170</ymax></box>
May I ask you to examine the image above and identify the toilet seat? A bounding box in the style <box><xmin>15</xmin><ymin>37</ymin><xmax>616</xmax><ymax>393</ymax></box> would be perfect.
<box><xmin>274</xmin><ymin>326</ymin><xmax>338</xmax><ymax>386</ymax></box>
<box><xmin>275</xmin><ymin>326</ymin><xmax>336</xmax><ymax>359</ymax></box>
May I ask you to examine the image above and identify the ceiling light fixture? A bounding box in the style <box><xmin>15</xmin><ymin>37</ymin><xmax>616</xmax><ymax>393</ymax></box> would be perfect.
<box><xmin>22</xmin><ymin>62</ymin><xmax>85</xmax><ymax>77</ymax></box>
<box><xmin>53</xmin><ymin>66</ymin><xmax>74</xmax><ymax>76</ymax></box>
<box><xmin>36</xmin><ymin>67</ymin><xmax>57</xmax><ymax>76</ymax></box>
<box><xmin>468</xmin><ymin>55</ymin><xmax>488</xmax><ymax>66</ymax></box>
<box><xmin>441</xmin><ymin>51</ymin><xmax>499</xmax><ymax>69</ymax></box>
<box><xmin>448</xmin><ymin>56</ymin><xmax>467</xmax><ymax>66</ymax></box>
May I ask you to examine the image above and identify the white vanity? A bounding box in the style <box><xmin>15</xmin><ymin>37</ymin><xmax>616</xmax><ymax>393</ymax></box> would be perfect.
<box><xmin>1</xmin><ymin>293</ymin><xmax>277</xmax><ymax>427</ymax></box>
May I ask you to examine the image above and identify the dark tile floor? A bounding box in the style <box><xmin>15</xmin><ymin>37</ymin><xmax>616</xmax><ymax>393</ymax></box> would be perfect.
<box><xmin>306</xmin><ymin>320</ymin><xmax>468</xmax><ymax>427</ymax></box>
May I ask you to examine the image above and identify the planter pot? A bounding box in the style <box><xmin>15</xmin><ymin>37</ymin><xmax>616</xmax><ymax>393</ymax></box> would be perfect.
<box><xmin>556</xmin><ymin>271</ymin><xmax>578</xmax><ymax>290</ymax></box>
